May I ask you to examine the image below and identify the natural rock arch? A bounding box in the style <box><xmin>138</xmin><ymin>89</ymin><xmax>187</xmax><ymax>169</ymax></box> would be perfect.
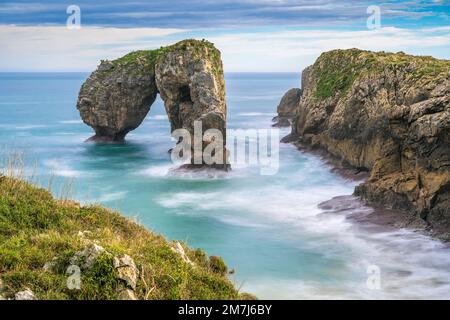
<box><xmin>77</xmin><ymin>40</ymin><xmax>228</xmax><ymax>168</ymax></box>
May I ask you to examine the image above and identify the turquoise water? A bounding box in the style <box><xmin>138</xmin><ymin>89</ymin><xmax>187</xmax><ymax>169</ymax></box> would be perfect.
<box><xmin>1</xmin><ymin>72</ymin><xmax>450</xmax><ymax>299</ymax></box>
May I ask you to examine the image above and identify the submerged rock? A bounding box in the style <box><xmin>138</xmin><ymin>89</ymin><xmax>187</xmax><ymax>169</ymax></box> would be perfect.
<box><xmin>77</xmin><ymin>40</ymin><xmax>228</xmax><ymax>168</ymax></box>
<box><xmin>285</xmin><ymin>49</ymin><xmax>450</xmax><ymax>239</ymax></box>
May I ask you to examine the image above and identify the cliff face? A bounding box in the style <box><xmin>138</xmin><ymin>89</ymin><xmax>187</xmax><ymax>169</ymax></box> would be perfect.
<box><xmin>77</xmin><ymin>52</ymin><xmax>159</xmax><ymax>142</ymax></box>
<box><xmin>272</xmin><ymin>88</ymin><xmax>302</xmax><ymax>127</ymax></box>
<box><xmin>77</xmin><ymin>40</ymin><xmax>227</xmax><ymax>167</ymax></box>
<box><xmin>287</xmin><ymin>49</ymin><xmax>450</xmax><ymax>238</ymax></box>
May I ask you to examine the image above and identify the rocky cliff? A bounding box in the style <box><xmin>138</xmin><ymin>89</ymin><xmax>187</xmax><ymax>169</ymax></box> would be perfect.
<box><xmin>284</xmin><ymin>49</ymin><xmax>450</xmax><ymax>239</ymax></box>
<box><xmin>77</xmin><ymin>40</ymin><xmax>227</xmax><ymax>167</ymax></box>
<box><xmin>272</xmin><ymin>88</ymin><xmax>302</xmax><ymax>127</ymax></box>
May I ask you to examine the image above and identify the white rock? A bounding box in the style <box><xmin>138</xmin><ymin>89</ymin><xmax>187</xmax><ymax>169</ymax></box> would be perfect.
<box><xmin>70</xmin><ymin>244</ymin><xmax>106</xmax><ymax>268</ymax></box>
<box><xmin>171</xmin><ymin>242</ymin><xmax>193</xmax><ymax>265</ymax></box>
<box><xmin>15</xmin><ymin>289</ymin><xmax>36</xmax><ymax>300</ymax></box>
<box><xmin>117</xmin><ymin>289</ymin><xmax>137</xmax><ymax>300</ymax></box>
<box><xmin>113</xmin><ymin>254</ymin><xmax>138</xmax><ymax>290</ymax></box>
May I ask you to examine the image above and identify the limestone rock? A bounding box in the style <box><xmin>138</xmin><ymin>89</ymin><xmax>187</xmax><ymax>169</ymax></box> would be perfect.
<box><xmin>273</xmin><ymin>88</ymin><xmax>302</xmax><ymax>127</ymax></box>
<box><xmin>77</xmin><ymin>57</ymin><xmax>158</xmax><ymax>143</ymax></box>
<box><xmin>113</xmin><ymin>254</ymin><xmax>138</xmax><ymax>290</ymax></box>
<box><xmin>15</xmin><ymin>289</ymin><xmax>36</xmax><ymax>300</ymax></box>
<box><xmin>155</xmin><ymin>40</ymin><xmax>228</xmax><ymax>168</ymax></box>
<box><xmin>171</xmin><ymin>242</ymin><xmax>193</xmax><ymax>265</ymax></box>
<box><xmin>69</xmin><ymin>244</ymin><xmax>107</xmax><ymax>268</ymax></box>
<box><xmin>77</xmin><ymin>40</ymin><xmax>228</xmax><ymax>168</ymax></box>
<box><xmin>117</xmin><ymin>289</ymin><xmax>137</xmax><ymax>300</ymax></box>
<box><xmin>285</xmin><ymin>49</ymin><xmax>450</xmax><ymax>238</ymax></box>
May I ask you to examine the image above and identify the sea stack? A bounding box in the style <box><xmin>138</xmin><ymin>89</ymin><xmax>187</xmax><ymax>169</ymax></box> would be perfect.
<box><xmin>283</xmin><ymin>49</ymin><xmax>450</xmax><ymax>239</ymax></box>
<box><xmin>76</xmin><ymin>39</ymin><xmax>228</xmax><ymax>168</ymax></box>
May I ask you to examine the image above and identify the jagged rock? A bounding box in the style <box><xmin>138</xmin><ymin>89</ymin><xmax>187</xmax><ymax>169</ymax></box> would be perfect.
<box><xmin>273</xmin><ymin>88</ymin><xmax>302</xmax><ymax>127</ymax></box>
<box><xmin>15</xmin><ymin>289</ymin><xmax>36</xmax><ymax>300</ymax></box>
<box><xmin>113</xmin><ymin>254</ymin><xmax>138</xmax><ymax>290</ymax></box>
<box><xmin>69</xmin><ymin>244</ymin><xmax>107</xmax><ymax>268</ymax></box>
<box><xmin>286</xmin><ymin>49</ymin><xmax>450</xmax><ymax>238</ymax></box>
<box><xmin>272</xmin><ymin>116</ymin><xmax>291</xmax><ymax>128</ymax></box>
<box><xmin>171</xmin><ymin>242</ymin><xmax>193</xmax><ymax>265</ymax></box>
<box><xmin>156</xmin><ymin>40</ymin><xmax>228</xmax><ymax>168</ymax></box>
<box><xmin>77</xmin><ymin>58</ymin><xmax>158</xmax><ymax>143</ymax></box>
<box><xmin>77</xmin><ymin>40</ymin><xmax>228</xmax><ymax>168</ymax></box>
<box><xmin>117</xmin><ymin>289</ymin><xmax>137</xmax><ymax>300</ymax></box>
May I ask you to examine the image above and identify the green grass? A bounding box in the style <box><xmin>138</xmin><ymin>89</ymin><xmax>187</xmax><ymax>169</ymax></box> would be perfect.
<box><xmin>0</xmin><ymin>175</ymin><xmax>253</xmax><ymax>300</ymax></box>
<box><xmin>312</xmin><ymin>48</ymin><xmax>450</xmax><ymax>100</ymax></box>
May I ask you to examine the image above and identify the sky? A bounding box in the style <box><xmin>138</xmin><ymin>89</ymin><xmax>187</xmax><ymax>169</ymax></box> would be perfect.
<box><xmin>0</xmin><ymin>0</ymin><xmax>449</xmax><ymax>72</ymax></box>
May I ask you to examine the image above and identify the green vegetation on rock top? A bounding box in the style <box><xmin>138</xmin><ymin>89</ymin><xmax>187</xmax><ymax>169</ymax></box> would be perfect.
<box><xmin>312</xmin><ymin>48</ymin><xmax>450</xmax><ymax>100</ymax></box>
<box><xmin>0</xmin><ymin>175</ymin><xmax>252</xmax><ymax>300</ymax></box>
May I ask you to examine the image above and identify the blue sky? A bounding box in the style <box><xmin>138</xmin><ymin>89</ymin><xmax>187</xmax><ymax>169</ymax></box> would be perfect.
<box><xmin>0</xmin><ymin>0</ymin><xmax>449</xmax><ymax>71</ymax></box>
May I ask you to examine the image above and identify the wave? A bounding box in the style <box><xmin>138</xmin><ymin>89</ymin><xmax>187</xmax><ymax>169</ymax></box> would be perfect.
<box><xmin>59</xmin><ymin>120</ymin><xmax>83</xmax><ymax>124</ymax></box>
<box><xmin>96</xmin><ymin>191</ymin><xmax>128</xmax><ymax>203</ymax></box>
<box><xmin>44</xmin><ymin>159</ymin><xmax>88</xmax><ymax>178</ymax></box>
<box><xmin>156</xmin><ymin>181</ymin><xmax>450</xmax><ymax>299</ymax></box>
<box><xmin>138</xmin><ymin>163</ymin><xmax>247</xmax><ymax>180</ymax></box>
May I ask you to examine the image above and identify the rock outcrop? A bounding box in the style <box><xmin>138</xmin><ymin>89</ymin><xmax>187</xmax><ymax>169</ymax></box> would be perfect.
<box><xmin>272</xmin><ymin>88</ymin><xmax>302</xmax><ymax>127</ymax></box>
<box><xmin>77</xmin><ymin>55</ymin><xmax>158</xmax><ymax>142</ymax></box>
<box><xmin>284</xmin><ymin>49</ymin><xmax>450</xmax><ymax>239</ymax></box>
<box><xmin>77</xmin><ymin>40</ymin><xmax>228</xmax><ymax>168</ymax></box>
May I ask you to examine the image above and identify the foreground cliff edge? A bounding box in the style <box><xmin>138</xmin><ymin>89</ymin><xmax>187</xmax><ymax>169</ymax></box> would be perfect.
<box><xmin>77</xmin><ymin>39</ymin><xmax>228</xmax><ymax>169</ymax></box>
<box><xmin>279</xmin><ymin>49</ymin><xmax>450</xmax><ymax>240</ymax></box>
<box><xmin>0</xmin><ymin>175</ymin><xmax>253</xmax><ymax>300</ymax></box>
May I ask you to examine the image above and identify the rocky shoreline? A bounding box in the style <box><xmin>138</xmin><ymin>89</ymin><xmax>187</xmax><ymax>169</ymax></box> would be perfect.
<box><xmin>277</xmin><ymin>49</ymin><xmax>450</xmax><ymax>241</ymax></box>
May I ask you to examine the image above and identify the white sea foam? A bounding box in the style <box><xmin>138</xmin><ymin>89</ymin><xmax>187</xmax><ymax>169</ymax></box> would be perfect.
<box><xmin>44</xmin><ymin>159</ymin><xmax>86</xmax><ymax>178</ymax></box>
<box><xmin>138</xmin><ymin>163</ymin><xmax>248</xmax><ymax>180</ymax></box>
<box><xmin>96</xmin><ymin>191</ymin><xmax>128</xmax><ymax>203</ymax></box>
<box><xmin>59</xmin><ymin>120</ymin><xmax>83</xmax><ymax>124</ymax></box>
<box><xmin>139</xmin><ymin>164</ymin><xmax>173</xmax><ymax>177</ymax></box>
<box><xmin>156</xmin><ymin>168</ymin><xmax>450</xmax><ymax>299</ymax></box>
<box><xmin>237</xmin><ymin>112</ymin><xmax>277</xmax><ymax>117</ymax></box>
<box><xmin>15</xmin><ymin>124</ymin><xmax>47</xmax><ymax>130</ymax></box>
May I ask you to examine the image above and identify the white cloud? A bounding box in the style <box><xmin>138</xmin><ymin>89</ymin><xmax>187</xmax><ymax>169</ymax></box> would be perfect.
<box><xmin>1</xmin><ymin>24</ymin><xmax>449</xmax><ymax>72</ymax></box>
<box><xmin>0</xmin><ymin>25</ymin><xmax>187</xmax><ymax>71</ymax></box>
<box><xmin>209</xmin><ymin>27</ymin><xmax>450</xmax><ymax>72</ymax></box>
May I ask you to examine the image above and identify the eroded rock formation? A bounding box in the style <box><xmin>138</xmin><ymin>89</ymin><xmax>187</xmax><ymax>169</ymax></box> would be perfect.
<box><xmin>284</xmin><ymin>49</ymin><xmax>450</xmax><ymax>239</ymax></box>
<box><xmin>77</xmin><ymin>56</ymin><xmax>158</xmax><ymax>142</ymax></box>
<box><xmin>77</xmin><ymin>40</ymin><xmax>228</xmax><ymax>168</ymax></box>
<box><xmin>272</xmin><ymin>88</ymin><xmax>302</xmax><ymax>127</ymax></box>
